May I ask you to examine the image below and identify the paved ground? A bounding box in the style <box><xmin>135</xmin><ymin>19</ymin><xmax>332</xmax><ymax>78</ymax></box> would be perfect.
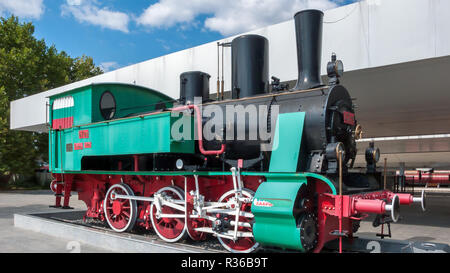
<box><xmin>0</xmin><ymin>190</ymin><xmax>449</xmax><ymax>252</ymax></box>
<box><xmin>0</xmin><ymin>190</ymin><xmax>112</xmax><ymax>253</ymax></box>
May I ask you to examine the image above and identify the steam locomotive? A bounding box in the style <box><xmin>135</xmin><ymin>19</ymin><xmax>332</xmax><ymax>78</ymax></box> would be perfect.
<box><xmin>48</xmin><ymin>10</ymin><xmax>426</xmax><ymax>253</ymax></box>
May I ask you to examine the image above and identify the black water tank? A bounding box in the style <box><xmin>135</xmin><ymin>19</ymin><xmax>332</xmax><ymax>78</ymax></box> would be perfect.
<box><xmin>180</xmin><ymin>71</ymin><xmax>211</xmax><ymax>104</ymax></box>
<box><xmin>231</xmin><ymin>35</ymin><xmax>269</xmax><ymax>99</ymax></box>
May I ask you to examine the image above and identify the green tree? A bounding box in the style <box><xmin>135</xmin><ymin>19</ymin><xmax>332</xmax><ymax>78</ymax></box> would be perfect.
<box><xmin>0</xmin><ymin>16</ymin><xmax>103</xmax><ymax>177</ymax></box>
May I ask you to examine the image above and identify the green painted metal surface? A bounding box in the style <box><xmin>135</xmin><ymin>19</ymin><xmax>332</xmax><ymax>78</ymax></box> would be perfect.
<box><xmin>51</xmin><ymin>86</ymin><xmax>93</xmax><ymax>126</ymax></box>
<box><xmin>90</xmin><ymin>83</ymin><xmax>174</xmax><ymax>122</ymax></box>
<box><xmin>50</xmin><ymin>112</ymin><xmax>194</xmax><ymax>172</ymax></box>
<box><xmin>252</xmin><ymin>177</ymin><xmax>307</xmax><ymax>251</ymax></box>
<box><xmin>252</xmin><ymin>112</ymin><xmax>307</xmax><ymax>251</ymax></box>
<box><xmin>269</xmin><ymin>112</ymin><xmax>305</xmax><ymax>173</ymax></box>
<box><xmin>49</xmin><ymin>83</ymin><xmax>175</xmax><ymax>128</ymax></box>
<box><xmin>304</xmin><ymin>173</ymin><xmax>337</xmax><ymax>195</ymax></box>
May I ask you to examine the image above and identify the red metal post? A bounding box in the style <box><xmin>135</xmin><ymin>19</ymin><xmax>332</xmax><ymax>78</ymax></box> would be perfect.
<box><xmin>133</xmin><ymin>155</ymin><xmax>146</xmax><ymax>183</ymax></box>
<box><xmin>54</xmin><ymin>181</ymin><xmax>63</xmax><ymax>208</ymax></box>
<box><xmin>63</xmin><ymin>176</ymin><xmax>73</xmax><ymax>208</ymax></box>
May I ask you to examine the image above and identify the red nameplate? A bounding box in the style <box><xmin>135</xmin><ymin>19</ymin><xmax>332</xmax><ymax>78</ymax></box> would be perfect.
<box><xmin>343</xmin><ymin>111</ymin><xmax>355</xmax><ymax>126</ymax></box>
<box><xmin>79</xmin><ymin>130</ymin><xmax>89</xmax><ymax>139</ymax></box>
<box><xmin>74</xmin><ymin>143</ymin><xmax>84</xmax><ymax>150</ymax></box>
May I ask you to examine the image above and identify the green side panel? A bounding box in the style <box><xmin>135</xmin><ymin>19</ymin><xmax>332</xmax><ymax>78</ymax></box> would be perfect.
<box><xmin>252</xmin><ymin>112</ymin><xmax>307</xmax><ymax>251</ymax></box>
<box><xmin>169</xmin><ymin>113</ymin><xmax>195</xmax><ymax>153</ymax></box>
<box><xmin>269</xmin><ymin>112</ymin><xmax>305</xmax><ymax>173</ymax></box>
<box><xmin>73</xmin><ymin>88</ymin><xmax>92</xmax><ymax>125</ymax></box>
<box><xmin>50</xmin><ymin>112</ymin><xmax>194</xmax><ymax>172</ymax></box>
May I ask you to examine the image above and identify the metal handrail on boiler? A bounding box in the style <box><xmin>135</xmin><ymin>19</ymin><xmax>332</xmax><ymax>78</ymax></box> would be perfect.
<box><xmin>170</xmin><ymin>104</ymin><xmax>226</xmax><ymax>156</ymax></box>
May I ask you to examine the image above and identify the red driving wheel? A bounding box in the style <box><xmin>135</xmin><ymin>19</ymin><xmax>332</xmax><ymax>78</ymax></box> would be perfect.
<box><xmin>217</xmin><ymin>189</ymin><xmax>259</xmax><ymax>253</ymax></box>
<box><xmin>150</xmin><ymin>186</ymin><xmax>187</xmax><ymax>243</ymax></box>
<box><xmin>103</xmin><ymin>184</ymin><xmax>137</xmax><ymax>233</ymax></box>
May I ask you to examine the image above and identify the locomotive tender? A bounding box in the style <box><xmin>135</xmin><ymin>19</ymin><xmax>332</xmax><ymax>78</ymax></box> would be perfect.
<box><xmin>48</xmin><ymin>10</ymin><xmax>426</xmax><ymax>253</ymax></box>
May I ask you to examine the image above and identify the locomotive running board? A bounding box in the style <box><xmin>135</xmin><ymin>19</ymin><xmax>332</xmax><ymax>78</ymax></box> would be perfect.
<box><xmin>325</xmin><ymin>236</ymin><xmax>450</xmax><ymax>253</ymax></box>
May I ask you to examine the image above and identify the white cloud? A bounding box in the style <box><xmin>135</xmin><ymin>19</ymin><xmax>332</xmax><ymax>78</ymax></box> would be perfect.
<box><xmin>61</xmin><ymin>0</ymin><xmax>130</xmax><ymax>33</ymax></box>
<box><xmin>0</xmin><ymin>0</ymin><xmax>44</xmax><ymax>19</ymax></box>
<box><xmin>66</xmin><ymin>0</ymin><xmax>83</xmax><ymax>5</ymax></box>
<box><xmin>136</xmin><ymin>0</ymin><xmax>338</xmax><ymax>36</ymax></box>
<box><xmin>99</xmin><ymin>61</ymin><xmax>120</xmax><ymax>72</ymax></box>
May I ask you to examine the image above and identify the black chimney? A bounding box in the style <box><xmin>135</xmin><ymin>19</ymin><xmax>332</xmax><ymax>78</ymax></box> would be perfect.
<box><xmin>293</xmin><ymin>9</ymin><xmax>324</xmax><ymax>91</ymax></box>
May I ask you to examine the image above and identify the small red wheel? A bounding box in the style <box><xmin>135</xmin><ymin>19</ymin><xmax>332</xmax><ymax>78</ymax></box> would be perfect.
<box><xmin>217</xmin><ymin>189</ymin><xmax>259</xmax><ymax>253</ymax></box>
<box><xmin>150</xmin><ymin>186</ymin><xmax>187</xmax><ymax>243</ymax></box>
<box><xmin>103</xmin><ymin>184</ymin><xmax>137</xmax><ymax>233</ymax></box>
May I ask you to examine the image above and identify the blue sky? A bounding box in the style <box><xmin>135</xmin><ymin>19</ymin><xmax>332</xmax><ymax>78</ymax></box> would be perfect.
<box><xmin>0</xmin><ymin>0</ymin><xmax>357</xmax><ymax>72</ymax></box>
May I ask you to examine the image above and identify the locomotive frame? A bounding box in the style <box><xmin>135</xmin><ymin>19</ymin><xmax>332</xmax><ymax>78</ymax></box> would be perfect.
<box><xmin>47</xmin><ymin>9</ymin><xmax>427</xmax><ymax>253</ymax></box>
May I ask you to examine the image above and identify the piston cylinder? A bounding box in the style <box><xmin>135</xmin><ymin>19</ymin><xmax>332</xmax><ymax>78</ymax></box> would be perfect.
<box><xmin>352</xmin><ymin>195</ymin><xmax>400</xmax><ymax>222</ymax></box>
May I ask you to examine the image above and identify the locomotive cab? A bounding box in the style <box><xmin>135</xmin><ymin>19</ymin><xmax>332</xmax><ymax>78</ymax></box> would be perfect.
<box><xmin>48</xmin><ymin>83</ymin><xmax>195</xmax><ymax>173</ymax></box>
